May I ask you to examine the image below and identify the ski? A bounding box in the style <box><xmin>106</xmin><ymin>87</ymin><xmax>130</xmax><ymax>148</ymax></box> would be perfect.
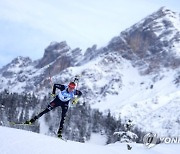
<box><xmin>9</xmin><ymin>122</ymin><xmax>35</xmax><ymax>126</ymax></box>
<box><xmin>51</xmin><ymin>131</ymin><xmax>67</xmax><ymax>142</ymax></box>
<box><xmin>58</xmin><ymin>137</ymin><xmax>67</xmax><ymax>142</ymax></box>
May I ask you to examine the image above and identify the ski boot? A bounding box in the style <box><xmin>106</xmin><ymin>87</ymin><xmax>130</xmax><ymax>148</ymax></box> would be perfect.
<box><xmin>57</xmin><ymin>132</ymin><xmax>67</xmax><ymax>141</ymax></box>
<box><xmin>57</xmin><ymin>129</ymin><xmax>62</xmax><ymax>138</ymax></box>
<box><xmin>127</xmin><ymin>144</ymin><xmax>132</xmax><ymax>150</ymax></box>
<box><xmin>24</xmin><ymin>116</ymin><xmax>38</xmax><ymax>125</ymax></box>
<box><xmin>57</xmin><ymin>133</ymin><xmax>62</xmax><ymax>138</ymax></box>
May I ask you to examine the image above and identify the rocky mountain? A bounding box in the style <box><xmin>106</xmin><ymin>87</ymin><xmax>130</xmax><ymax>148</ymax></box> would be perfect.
<box><xmin>0</xmin><ymin>7</ymin><xmax>180</xmax><ymax>137</ymax></box>
<box><xmin>0</xmin><ymin>41</ymin><xmax>82</xmax><ymax>95</ymax></box>
<box><xmin>107</xmin><ymin>7</ymin><xmax>180</xmax><ymax>73</ymax></box>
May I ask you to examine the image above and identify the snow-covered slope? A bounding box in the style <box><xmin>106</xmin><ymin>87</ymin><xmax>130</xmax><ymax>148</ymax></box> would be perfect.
<box><xmin>0</xmin><ymin>126</ymin><xmax>180</xmax><ymax>154</ymax></box>
<box><xmin>59</xmin><ymin>50</ymin><xmax>180</xmax><ymax>136</ymax></box>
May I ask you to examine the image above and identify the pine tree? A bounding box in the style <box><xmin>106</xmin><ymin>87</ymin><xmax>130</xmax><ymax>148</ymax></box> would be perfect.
<box><xmin>114</xmin><ymin>120</ymin><xmax>138</xmax><ymax>150</ymax></box>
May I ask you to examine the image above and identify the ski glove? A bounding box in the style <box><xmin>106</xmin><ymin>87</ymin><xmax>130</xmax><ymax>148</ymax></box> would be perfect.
<box><xmin>51</xmin><ymin>93</ymin><xmax>56</xmax><ymax>98</ymax></box>
<box><xmin>72</xmin><ymin>97</ymin><xmax>79</xmax><ymax>104</ymax></box>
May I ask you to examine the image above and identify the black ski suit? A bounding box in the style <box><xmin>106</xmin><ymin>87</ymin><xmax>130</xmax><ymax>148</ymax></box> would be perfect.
<box><xmin>32</xmin><ymin>84</ymin><xmax>82</xmax><ymax>134</ymax></box>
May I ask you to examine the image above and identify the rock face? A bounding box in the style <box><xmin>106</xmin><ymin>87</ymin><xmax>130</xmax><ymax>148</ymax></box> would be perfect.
<box><xmin>36</xmin><ymin>41</ymin><xmax>71</xmax><ymax>68</ymax></box>
<box><xmin>0</xmin><ymin>41</ymin><xmax>83</xmax><ymax>93</ymax></box>
<box><xmin>106</xmin><ymin>7</ymin><xmax>180</xmax><ymax>74</ymax></box>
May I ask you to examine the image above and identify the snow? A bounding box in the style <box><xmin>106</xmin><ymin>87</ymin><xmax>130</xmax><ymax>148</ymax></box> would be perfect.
<box><xmin>49</xmin><ymin>50</ymin><xmax>180</xmax><ymax>137</ymax></box>
<box><xmin>87</xmin><ymin>133</ymin><xmax>107</xmax><ymax>145</ymax></box>
<box><xmin>0</xmin><ymin>45</ymin><xmax>179</xmax><ymax>137</ymax></box>
<box><xmin>0</xmin><ymin>126</ymin><xmax>180</xmax><ymax>154</ymax></box>
<box><xmin>74</xmin><ymin>55</ymin><xmax>180</xmax><ymax>136</ymax></box>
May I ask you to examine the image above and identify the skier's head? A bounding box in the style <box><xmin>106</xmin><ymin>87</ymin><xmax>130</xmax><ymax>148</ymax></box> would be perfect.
<box><xmin>68</xmin><ymin>82</ymin><xmax>76</xmax><ymax>91</ymax></box>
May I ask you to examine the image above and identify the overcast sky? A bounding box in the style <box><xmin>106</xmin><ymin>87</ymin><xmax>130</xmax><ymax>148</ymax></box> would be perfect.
<box><xmin>0</xmin><ymin>0</ymin><xmax>180</xmax><ymax>67</ymax></box>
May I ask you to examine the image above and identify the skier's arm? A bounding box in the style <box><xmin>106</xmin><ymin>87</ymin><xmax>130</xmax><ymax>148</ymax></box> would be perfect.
<box><xmin>72</xmin><ymin>90</ymin><xmax>82</xmax><ymax>104</ymax></box>
<box><xmin>75</xmin><ymin>90</ymin><xmax>82</xmax><ymax>98</ymax></box>
<box><xmin>52</xmin><ymin>84</ymin><xmax>65</xmax><ymax>94</ymax></box>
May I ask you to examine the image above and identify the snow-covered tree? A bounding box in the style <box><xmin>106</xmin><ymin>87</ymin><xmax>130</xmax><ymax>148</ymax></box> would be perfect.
<box><xmin>114</xmin><ymin>120</ymin><xmax>138</xmax><ymax>150</ymax></box>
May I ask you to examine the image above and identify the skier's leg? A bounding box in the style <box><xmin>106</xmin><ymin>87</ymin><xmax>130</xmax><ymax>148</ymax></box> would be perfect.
<box><xmin>57</xmin><ymin>104</ymin><xmax>68</xmax><ymax>137</ymax></box>
<box><xmin>25</xmin><ymin>98</ymin><xmax>58</xmax><ymax>124</ymax></box>
<box><xmin>25</xmin><ymin>106</ymin><xmax>53</xmax><ymax>124</ymax></box>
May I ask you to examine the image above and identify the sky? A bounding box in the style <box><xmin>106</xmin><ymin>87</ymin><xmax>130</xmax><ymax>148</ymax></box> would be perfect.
<box><xmin>0</xmin><ymin>0</ymin><xmax>180</xmax><ymax>67</ymax></box>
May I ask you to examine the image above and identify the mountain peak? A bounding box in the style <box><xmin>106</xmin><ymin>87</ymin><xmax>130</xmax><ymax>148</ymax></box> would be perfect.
<box><xmin>47</xmin><ymin>41</ymin><xmax>70</xmax><ymax>51</ymax></box>
<box><xmin>36</xmin><ymin>41</ymin><xmax>71</xmax><ymax>68</ymax></box>
<box><xmin>1</xmin><ymin>56</ymin><xmax>32</xmax><ymax>70</ymax></box>
<box><xmin>153</xmin><ymin>7</ymin><xmax>180</xmax><ymax>28</ymax></box>
<box><xmin>11</xmin><ymin>56</ymin><xmax>32</xmax><ymax>65</ymax></box>
<box><xmin>124</xmin><ymin>7</ymin><xmax>180</xmax><ymax>34</ymax></box>
<box><xmin>107</xmin><ymin>7</ymin><xmax>180</xmax><ymax>74</ymax></box>
<box><xmin>157</xmin><ymin>6</ymin><xmax>178</xmax><ymax>16</ymax></box>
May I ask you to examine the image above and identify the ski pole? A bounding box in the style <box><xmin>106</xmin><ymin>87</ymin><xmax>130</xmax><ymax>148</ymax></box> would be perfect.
<box><xmin>48</xmin><ymin>65</ymin><xmax>54</xmax><ymax>90</ymax></box>
<box><xmin>73</xmin><ymin>75</ymin><xmax>81</xmax><ymax>90</ymax></box>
